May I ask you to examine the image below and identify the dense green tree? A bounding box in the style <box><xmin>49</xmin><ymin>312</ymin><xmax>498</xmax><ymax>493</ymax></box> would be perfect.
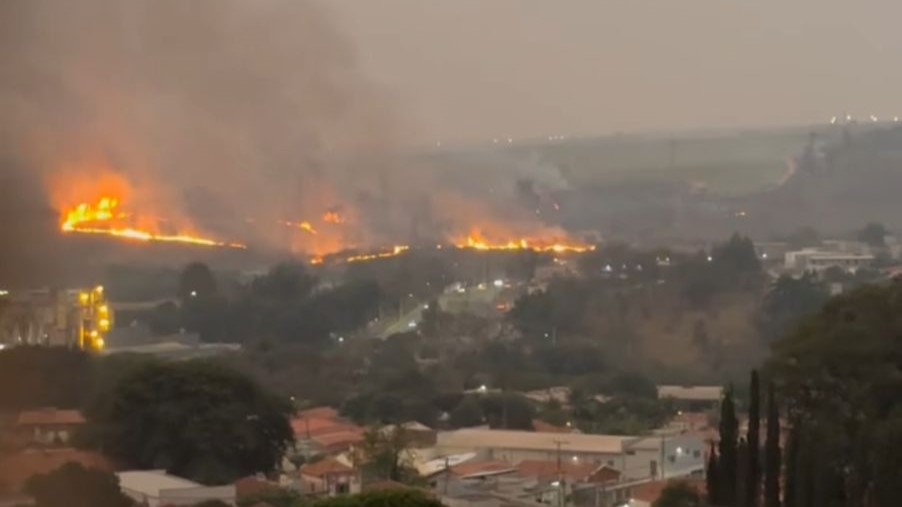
<box><xmin>718</xmin><ymin>387</ymin><xmax>739</xmax><ymax>506</ymax></box>
<box><xmin>763</xmin><ymin>383</ymin><xmax>780</xmax><ymax>507</ymax></box>
<box><xmin>360</xmin><ymin>427</ymin><xmax>420</xmax><ymax>484</ymax></box>
<box><xmin>784</xmin><ymin>226</ymin><xmax>821</xmax><ymax>249</ymax></box>
<box><xmin>782</xmin><ymin>424</ymin><xmax>799</xmax><ymax>507</ymax></box>
<box><xmin>251</xmin><ymin>262</ymin><xmax>317</xmax><ymax>301</ymax></box>
<box><xmin>604</xmin><ymin>371</ymin><xmax>658</xmax><ymax>399</ymax></box>
<box><xmin>448</xmin><ymin>395</ymin><xmax>485</xmax><ymax>428</ymax></box>
<box><xmin>653</xmin><ymin>481</ymin><xmax>704</xmax><ymax>507</ymax></box>
<box><xmin>736</xmin><ymin>438</ymin><xmax>749</xmax><ymax>507</ymax></box>
<box><xmin>757</xmin><ymin>275</ymin><xmax>828</xmax><ymax>342</ymax></box>
<box><xmin>312</xmin><ymin>490</ymin><xmax>442</xmax><ymax>507</ymax></box>
<box><xmin>707</xmin><ymin>443</ymin><xmax>721</xmax><ymax>506</ymax></box>
<box><xmin>857</xmin><ymin>221</ymin><xmax>887</xmax><ymax>247</ymax></box>
<box><xmin>745</xmin><ymin>371</ymin><xmax>761</xmax><ymax>507</ymax></box>
<box><xmin>770</xmin><ymin>283</ymin><xmax>902</xmax><ymax>506</ymax></box>
<box><xmin>24</xmin><ymin>462</ymin><xmax>133</xmax><ymax>507</ymax></box>
<box><xmin>480</xmin><ymin>392</ymin><xmax>535</xmax><ymax>430</ymax></box>
<box><xmin>237</xmin><ymin>487</ymin><xmax>307</xmax><ymax>507</ymax></box>
<box><xmin>86</xmin><ymin>360</ymin><xmax>293</xmax><ymax>484</ymax></box>
<box><xmin>178</xmin><ymin>262</ymin><xmax>219</xmax><ymax>302</ymax></box>
<box><xmin>0</xmin><ymin>346</ymin><xmax>92</xmax><ymax>410</ymax></box>
<box><xmin>192</xmin><ymin>501</ymin><xmax>231</xmax><ymax>507</ymax></box>
<box><xmin>712</xmin><ymin>233</ymin><xmax>762</xmax><ymax>277</ymax></box>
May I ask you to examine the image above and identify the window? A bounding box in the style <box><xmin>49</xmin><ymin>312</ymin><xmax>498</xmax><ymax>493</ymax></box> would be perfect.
<box><xmin>693</xmin><ymin>450</ymin><xmax>701</xmax><ymax>459</ymax></box>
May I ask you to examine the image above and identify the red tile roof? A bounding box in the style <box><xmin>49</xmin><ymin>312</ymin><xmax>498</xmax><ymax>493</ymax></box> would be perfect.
<box><xmin>298</xmin><ymin>406</ymin><xmax>340</xmax><ymax>420</ymax></box>
<box><xmin>515</xmin><ymin>460</ymin><xmax>606</xmax><ymax>482</ymax></box>
<box><xmin>300</xmin><ymin>457</ymin><xmax>354</xmax><ymax>478</ymax></box>
<box><xmin>235</xmin><ymin>476</ymin><xmax>278</xmax><ymax>499</ymax></box>
<box><xmin>16</xmin><ymin>409</ymin><xmax>86</xmax><ymax>427</ymax></box>
<box><xmin>291</xmin><ymin>417</ymin><xmax>362</xmax><ymax>438</ymax></box>
<box><xmin>0</xmin><ymin>449</ymin><xmax>115</xmax><ymax>492</ymax></box>
<box><xmin>450</xmin><ymin>460</ymin><xmax>517</xmax><ymax>478</ymax></box>
<box><xmin>311</xmin><ymin>430</ymin><xmax>364</xmax><ymax>451</ymax></box>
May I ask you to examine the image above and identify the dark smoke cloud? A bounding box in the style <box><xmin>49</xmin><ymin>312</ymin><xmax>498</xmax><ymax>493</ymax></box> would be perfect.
<box><xmin>0</xmin><ymin>0</ymin><xmax>404</xmax><ymax>255</ymax></box>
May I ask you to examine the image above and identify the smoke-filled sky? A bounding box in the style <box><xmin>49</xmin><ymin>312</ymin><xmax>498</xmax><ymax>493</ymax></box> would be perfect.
<box><xmin>328</xmin><ymin>0</ymin><xmax>902</xmax><ymax>144</ymax></box>
<box><xmin>0</xmin><ymin>0</ymin><xmax>573</xmax><ymax>269</ymax></box>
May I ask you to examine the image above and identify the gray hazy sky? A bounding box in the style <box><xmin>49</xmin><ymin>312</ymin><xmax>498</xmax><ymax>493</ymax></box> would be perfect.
<box><xmin>327</xmin><ymin>0</ymin><xmax>902</xmax><ymax>144</ymax></box>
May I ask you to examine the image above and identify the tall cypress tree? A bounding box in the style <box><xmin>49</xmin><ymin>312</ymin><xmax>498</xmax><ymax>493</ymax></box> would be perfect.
<box><xmin>737</xmin><ymin>437</ymin><xmax>750</xmax><ymax>506</ymax></box>
<box><xmin>764</xmin><ymin>383</ymin><xmax>781</xmax><ymax>507</ymax></box>
<box><xmin>746</xmin><ymin>370</ymin><xmax>761</xmax><ymax>507</ymax></box>
<box><xmin>707</xmin><ymin>442</ymin><xmax>721</xmax><ymax>506</ymax></box>
<box><xmin>719</xmin><ymin>386</ymin><xmax>739</xmax><ymax>506</ymax></box>
<box><xmin>784</xmin><ymin>423</ymin><xmax>799</xmax><ymax>507</ymax></box>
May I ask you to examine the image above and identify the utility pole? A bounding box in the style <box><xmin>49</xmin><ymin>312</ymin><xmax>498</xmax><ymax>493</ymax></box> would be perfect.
<box><xmin>554</xmin><ymin>439</ymin><xmax>569</xmax><ymax>507</ymax></box>
<box><xmin>443</xmin><ymin>456</ymin><xmax>450</xmax><ymax>495</ymax></box>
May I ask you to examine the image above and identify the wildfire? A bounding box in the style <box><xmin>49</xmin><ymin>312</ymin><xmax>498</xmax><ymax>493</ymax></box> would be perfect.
<box><xmin>309</xmin><ymin>245</ymin><xmax>410</xmax><ymax>265</ymax></box>
<box><xmin>322</xmin><ymin>210</ymin><xmax>345</xmax><ymax>224</ymax></box>
<box><xmin>281</xmin><ymin>220</ymin><xmax>318</xmax><ymax>235</ymax></box>
<box><xmin>61</xmin><ymin>196</ymin><xmax>245</xmax><ymax>249</ymax></box>
<box><xmin>455</xmin><ymin>233</ymin><xmax>595</xmax><ymax>254</ymax></box>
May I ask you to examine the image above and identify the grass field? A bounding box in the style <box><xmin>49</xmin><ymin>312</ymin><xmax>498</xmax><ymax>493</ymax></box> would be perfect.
<box><xmin>503</xmin><ymin>124</ymin><xmax>868</xmax><ymax>196</ymax></box>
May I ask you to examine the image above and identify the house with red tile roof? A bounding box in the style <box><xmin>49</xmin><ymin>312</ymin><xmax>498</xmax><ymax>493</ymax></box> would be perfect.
<box><xmin>15</xmin><ymin>409</ymin><xmax>86</xmax><ymax>446</ymax></box>
<box><xmin>234</xmin><ymin>475</ymin><xmax>279</xmax><ymax>501</ymax></box>
<box><xmin>297</xmin><ymin>407</ymin><xmax>340</xmax><ymax>420</ymax></box>
<box><xmin>291</xmin><ymin>408</ymin><xmax>365</xmax><ymax>457</ymax></box>
<box><xmin>515</xmin><ymin>459</ymin><xmax>621</xmax><ymax>484</ymax></box>
<box><xmin>299</xmin><ymin>457</ymin><xmax>360</xmax><ymax>497</ymax></box>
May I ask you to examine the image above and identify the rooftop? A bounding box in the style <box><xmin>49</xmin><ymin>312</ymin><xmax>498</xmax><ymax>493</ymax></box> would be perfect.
<box><xmin>656</xmin><ymin>385</ymin><xmax>723</xmax><ymax>402</ymax></box>
<box><xmin>311</xmin><ymin>430</ymin><xmax>364</xmax><ymax>449</ymax></box>
<box><xmin>516</xmin><ymin>460</ymin><xmax>604</xmax><ymax>482</ymax></box>
<box><xmin>16</xmin><ymin>409</ymin><xmax>86</xmax><ymax>426</ymax></box>
<box><xmin>300</xmin><ymin>457</ymin><xmax>354</xmax><ymax>478</ymax></box>
<box><xmin>117</xmin><ymin>470</ymin><xmax>201</xmax><ymax>496</ymax></box>
<box><xmin>451</xmin><ymin>460</ymin><xmax>517</xmax><ymax>479</ymax></box>
<box><xmin>437</xmin><ymin>429</ymin><xmax>632</xmax><ymax>455</ymax></box>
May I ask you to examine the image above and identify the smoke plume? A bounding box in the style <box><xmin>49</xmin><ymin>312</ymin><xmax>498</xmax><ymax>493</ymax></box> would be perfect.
<box><xmin>0</xmin><ymin>0</ymin><xmax>405</xmax><ymax>255</ymax></box>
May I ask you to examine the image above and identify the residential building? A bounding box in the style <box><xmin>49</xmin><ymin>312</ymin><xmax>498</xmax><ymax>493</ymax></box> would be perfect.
<box><xmin>434</xmin><ymin>428</ymin><xmax>704</xmax><ymax>481</ymax></box>
<box><xmin>291</xmin><ymin>408</ymin><xmax>364</xmax><ymax>457</ymax></box>
<box><xmin>116</xmin><ymin>470</ymin><xmax>235</xmax><ymax>507</ymax></box>
<box><xmin>380</xmin><ymin>421</ymin><xmax>437</xmax><ymax>448</ymax></box>
<box><xmin>16</xmin><ymin>409</ymin><xmax>86</xmax><ymax>446</ymax></box>
<box><xmin>784</xmin><ymin>248</ymin><xmax>874</xmax><ymax>274</ymax></box>
<box><xmin>298</xmin><ymin>457</ymin><xmax>361</xmax><ymax>496</ymax></box>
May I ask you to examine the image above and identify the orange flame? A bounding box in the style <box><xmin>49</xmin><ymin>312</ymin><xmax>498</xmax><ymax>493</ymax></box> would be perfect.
<box><xmin>346</xmin><ymin>245</ymin><xmax>409</xmax><ymax>263</ymax></box>
<box><xmin>455</xmin><ymin>231</ymin><xmax>594</xmax><ymax>254</ymax></box>
<box><xmin>309</xmin><ymin>245</ymin><xmax>409</xmax><ymax>265</ymax></box>
<box><xmin>281</xmin><ymin>220</ymin><xmax>318</xmax><ymax>235</ymax></box>
<box><xmin>322</xmin><ymin>210</ymin><xmax>345</xmax><ymax>224</ymax></box>
<box><xmin>60</xmin><ymin>196</ymin><xmax>245</xmax><ymax>249</ymax></box>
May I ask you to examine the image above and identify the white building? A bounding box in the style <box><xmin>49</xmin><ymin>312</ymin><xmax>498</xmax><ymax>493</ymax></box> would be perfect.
<box><xmin>433</xmin><ymin>429</ymin><xmax>704</xmax><ymax>481</ymax></box>
<box><xmin>784</xmin><ymin>248</ymin><xmax>874</xmax><ymax>274</ymax></box>
<box><xmin>116</xmin><ymin>470</ymin><xmax>236</xmax><ymax>507</ymax></box>
<box><xmin>656</xmin><ymin>385</ymin><xmax>723</xmax><ymax>405</ymax></box>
